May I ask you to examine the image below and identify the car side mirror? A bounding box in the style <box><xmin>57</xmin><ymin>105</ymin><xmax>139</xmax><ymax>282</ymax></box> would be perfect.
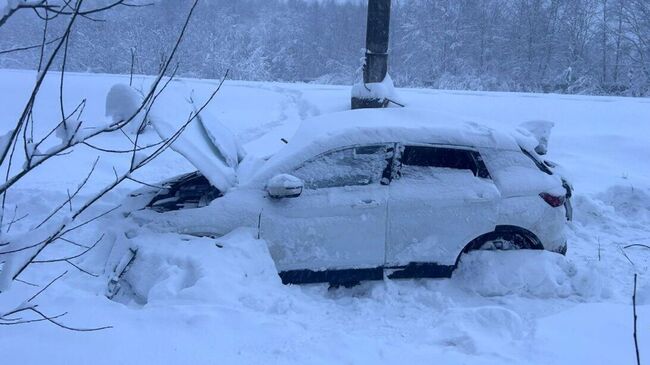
<box><xmin>266</xmin><ymin>174</ymin><xmax>303</xmax><ymax>199</ymax></box>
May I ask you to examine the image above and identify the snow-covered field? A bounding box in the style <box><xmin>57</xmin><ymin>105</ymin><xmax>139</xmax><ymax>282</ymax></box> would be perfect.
<box><xmin>1</xmin><ymin>68</ymin><xmax>649</xmax><ymax>364</ymax></box>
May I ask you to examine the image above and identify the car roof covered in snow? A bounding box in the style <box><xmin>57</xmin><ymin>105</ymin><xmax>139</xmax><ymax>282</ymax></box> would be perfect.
<box><xmin>251</xmin><ymin>107</ymin><xmax>522</xmax><ymax>183</ymax></box>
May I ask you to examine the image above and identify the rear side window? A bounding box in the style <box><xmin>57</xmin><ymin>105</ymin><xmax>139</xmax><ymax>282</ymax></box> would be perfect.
<box><xmin>520</xmin><ymin>148</ymin><xmax>553</xmax><ymax>175</ymax></box>
<box><xmin>399</xmin><ymin>146</ymin><xmax>490</xmax><ymax>178</ymax></box>
<box><xmin>293</xmin><ymin>144</ymin><xmax>391</xmax><ymax>189</ymax></box>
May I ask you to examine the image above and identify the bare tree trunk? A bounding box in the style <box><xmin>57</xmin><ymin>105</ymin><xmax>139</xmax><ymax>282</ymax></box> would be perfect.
<box><xmin>602</xmin><ymin>0</ymin><xmax>608</xmax><ymax>85</ymax></box>
<box><xmin>540</xmin><ymin>0</ymin><xmax>560</xmax><ymax>81</ymax></box>
<box><xmin>613</xmin><ymin>0</ymin><xmax>623</xmax><ymax>83</ymax></box>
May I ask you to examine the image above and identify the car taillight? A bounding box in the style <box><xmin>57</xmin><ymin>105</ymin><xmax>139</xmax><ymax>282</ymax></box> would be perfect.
<box><xmin>539</xmin><ymin>192</ymin><xmax>565</xmax><ymax>207</ymax></box>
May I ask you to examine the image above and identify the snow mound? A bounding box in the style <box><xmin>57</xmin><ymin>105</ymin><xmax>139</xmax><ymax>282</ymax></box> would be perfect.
<box><xmin>595</xmin><ymin>185</ymin><xmax>650</xmax><ymax>222</ymax></box>
<box><xmin>572</xmin><ymin>185</ymin><xmax>650</xmax><ymax>230</ymax></box>
<box><xmin>571</xmin><ymin>194</ymin><xmax>619</xmax><ymax>227</ymax></box>
<box><xmin>453</xmin><ymin>250</ymin><xmax>611</xmax><ymax>299</ymax></box>
<box><xmin>351</xmin><ymin>73</ymin><xmax>397</xmax><ymax>101</ymax></box>
<box><xmin>431</xmin><ymin>306</ymin><xmax>526</xmax><ymax>355</ymax></box>
<box><xmin>105</xmin><ymin>83</ymin><xmax>145</xmax><ymax>134</ymax></box>
<box><xmin>105</xmin><ymin>228</ymin><xmax>286</xmax><ymax>308</ymax></box>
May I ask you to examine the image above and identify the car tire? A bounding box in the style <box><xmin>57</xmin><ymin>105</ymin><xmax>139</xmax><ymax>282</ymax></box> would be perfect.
<box><xmin>453</xmin><ymin>228</ymin><xmax>546</xmax><ymax>271</ymax></box>
<box><xmin>464</xmin><ymin>230</ymin><xmax>542</xmax><ymax>253</ymax></box>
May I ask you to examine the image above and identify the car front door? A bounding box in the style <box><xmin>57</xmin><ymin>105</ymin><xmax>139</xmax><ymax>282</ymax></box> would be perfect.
<box><xmin>385</xmin><ymin>144</ymin><xmax>500</xmax><ymax>276</ymax></box>
<box><xmin>261</xmin><ymin>144</ymin><xmax>394</xmax><ymax>284</ymax></box>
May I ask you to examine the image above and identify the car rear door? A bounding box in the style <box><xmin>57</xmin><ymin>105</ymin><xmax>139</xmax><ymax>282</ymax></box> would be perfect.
<box><xmin>385</xmin><ymin>144</ymin><xmax>500</xmax><ymax>272</ymax></box>
<box><xmin>261</xmin><ymin>144</ymin><xmax>394</xmax><ymax>283</ymax></box>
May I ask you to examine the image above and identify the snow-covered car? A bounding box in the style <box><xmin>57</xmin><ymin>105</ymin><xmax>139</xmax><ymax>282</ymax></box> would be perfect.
<box><xmin>130</xmin><ymin>108</ymin><xmax>571</xmax><ymax>286</ymax></box>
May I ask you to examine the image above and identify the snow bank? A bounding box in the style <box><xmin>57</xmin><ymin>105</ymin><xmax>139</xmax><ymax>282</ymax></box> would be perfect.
<box><xmin>453</xmin><ymin>250</ymin><xmax>611</xmax><ymax>299</ymax></box>
<box><xmin>571</xmin><ymin>185</ymin><xmax>650</xmax><ymax>233</ymax></box>
<box><xmin>595</xmin><ymin>185</ymin><xmax>650</xmax><ymax>222</ymax></box>
<box><xmin>105</xmin><ymin>228</ymin><xmax>285</xmax><ymax>307</ymax></box>
<box><xmin>430</xmin><ymin>306</ymin><xmax>527</xmax><ymax>355</ymax></box>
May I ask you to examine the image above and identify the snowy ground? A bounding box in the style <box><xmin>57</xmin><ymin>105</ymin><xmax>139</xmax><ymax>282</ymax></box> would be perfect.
<box><xmin>1</xmin><ymin>68</ymin><xmax>649</xmax><ymax>364</ymax></box>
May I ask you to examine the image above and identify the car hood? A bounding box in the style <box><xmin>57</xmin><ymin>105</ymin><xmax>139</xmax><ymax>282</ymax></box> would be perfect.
<box><xmin>149</xmin><ymin>83</ymin><xmax>246</xmax><ymax>193</ymax></box>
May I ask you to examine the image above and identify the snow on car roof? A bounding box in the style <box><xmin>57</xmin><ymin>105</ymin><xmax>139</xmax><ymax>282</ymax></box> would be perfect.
<box><xmin>253</xmin><ymin>107</ymin><xmax>521</xmax><ymax>183</ymax></box>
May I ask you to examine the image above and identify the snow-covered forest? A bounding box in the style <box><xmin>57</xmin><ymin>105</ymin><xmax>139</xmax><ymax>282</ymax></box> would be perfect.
<box><xmin>1</xmin><ymin>0</ymin><xmax>649</xmax><ymax>95</ymax></box>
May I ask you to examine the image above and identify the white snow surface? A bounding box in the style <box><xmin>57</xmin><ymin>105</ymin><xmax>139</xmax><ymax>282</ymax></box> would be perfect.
<box><xmin>0</xmin><ymin>69</ymin><xmax>649</xmax><ymax>364</ymax></box>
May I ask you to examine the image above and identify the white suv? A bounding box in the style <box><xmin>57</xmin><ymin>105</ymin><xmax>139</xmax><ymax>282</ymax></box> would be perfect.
<box><xmin>130</xmin><ymin>108</ymin><xmax>571</xmax><ymax>286</ymax></box>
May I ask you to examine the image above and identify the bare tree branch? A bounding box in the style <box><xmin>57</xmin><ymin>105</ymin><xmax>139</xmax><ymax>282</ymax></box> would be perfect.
<box><xmin>0</xmin><ymin>0</ymin><xmax>83</xmax><ymax>170</ymax></box>
<box><xmin>0</xmin><ymin>0</ymin><xmax>48</xmax><ymax>28</ymax></box>
<box><xmin>32</xmin><ymin>234</ymin><xmax>103</xmax><ymax>263</ymax></box>
<box><xmin>633</xmin><ymin>274</ymin><xmax>641</xmax><ymax>365</ymax></box>
<box><xmin>27</xmin><ymin>270</ymin><xmax>68</xmax><ymax>302</ymax></box>
<box><xmin>0</xmin><ymin>0</ymin><xmax>200</xmax><ymax>198</ymax></box>
<box><xmin>34</xmin><ymin>156</ymin><xmax>100</xmax><ymax>229</ymax></box>
<box><xmin>0</xmin><ymin>36</ymin><xmax>63</xmax><ymax>55</ymax></box>
<box><xmin>623</xmin><ymin>244</ymin><xmax>650</xmax><ymax>250</ymax></box>
<box><xmin>63</xmin><ymin>259</ymin><xmax>99</xmax><ymax>277</ymax></box>
<box><xmin>1</xmin><ymin>305</ymin><xmax>111</xmax><ymax>331</ymax></box>
<box><xmin>14</xmin><ymin>278</ymin><xmax>38</xmax><ymax>287</ymax></box>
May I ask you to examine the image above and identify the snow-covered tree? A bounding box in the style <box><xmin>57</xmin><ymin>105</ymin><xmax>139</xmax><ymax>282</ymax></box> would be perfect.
<box><xmin>2</xmin><ymin>0</ymin><xmax>646</xmax><ymax>95</ymax></box>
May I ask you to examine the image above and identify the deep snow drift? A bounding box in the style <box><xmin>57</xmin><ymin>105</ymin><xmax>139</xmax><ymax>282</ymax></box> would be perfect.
<box><xmin>0</xmin><ymin>69</ymin><xmax>649</xmax><ymax>364</ymax></box>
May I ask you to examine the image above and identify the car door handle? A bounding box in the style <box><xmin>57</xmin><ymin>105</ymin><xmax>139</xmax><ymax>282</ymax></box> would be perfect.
<box><xmin>352</xmin><ymin>199</ymin><xmax>381</xmax><ymax>208</ymax></box>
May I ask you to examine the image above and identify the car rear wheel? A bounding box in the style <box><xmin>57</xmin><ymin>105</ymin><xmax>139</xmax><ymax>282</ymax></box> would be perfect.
<box><xmin>463</xmin><ymin>229</ymin><xmax>543</xmax><ymax>254</ymax></box>
<box><xmin>453</xmin><ymin>227</ymin><xmax>547</xmax><ymax>272</ymax></box>
<box><xmin>476</xmin><ymin>232</ymin><xmax>533</xmax><ymax>251</ymax></box>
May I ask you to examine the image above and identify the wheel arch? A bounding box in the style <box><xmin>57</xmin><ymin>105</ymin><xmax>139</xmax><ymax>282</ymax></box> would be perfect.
<box><xmin>453</xmin><ymin>225</ymin><xmax>544</xmax><ymax>268</ymax></box>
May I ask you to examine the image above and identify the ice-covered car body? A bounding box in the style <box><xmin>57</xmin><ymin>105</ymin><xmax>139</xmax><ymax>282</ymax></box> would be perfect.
<box><xmin>131</xmin><ymin>108</ymin><xmax>570</xmax><ymax>286</ymax></box>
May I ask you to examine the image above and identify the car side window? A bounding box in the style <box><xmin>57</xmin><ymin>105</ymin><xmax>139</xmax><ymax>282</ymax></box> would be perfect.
<box><xmin>293</xmin><ymin>144</ymin><xmax>392</xmax><ymax>189</ymax></box>
<box><xmin>399</xmin><ymin>145</ymin><xmax>489</xmax><ymax>179</ymax></box>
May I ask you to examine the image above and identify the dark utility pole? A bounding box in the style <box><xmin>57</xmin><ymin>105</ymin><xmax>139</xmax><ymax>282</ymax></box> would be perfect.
<box><xmin>351</xmin><ymin>0</ymin><xmax>392</xmax><ymax>109</ymax></box>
